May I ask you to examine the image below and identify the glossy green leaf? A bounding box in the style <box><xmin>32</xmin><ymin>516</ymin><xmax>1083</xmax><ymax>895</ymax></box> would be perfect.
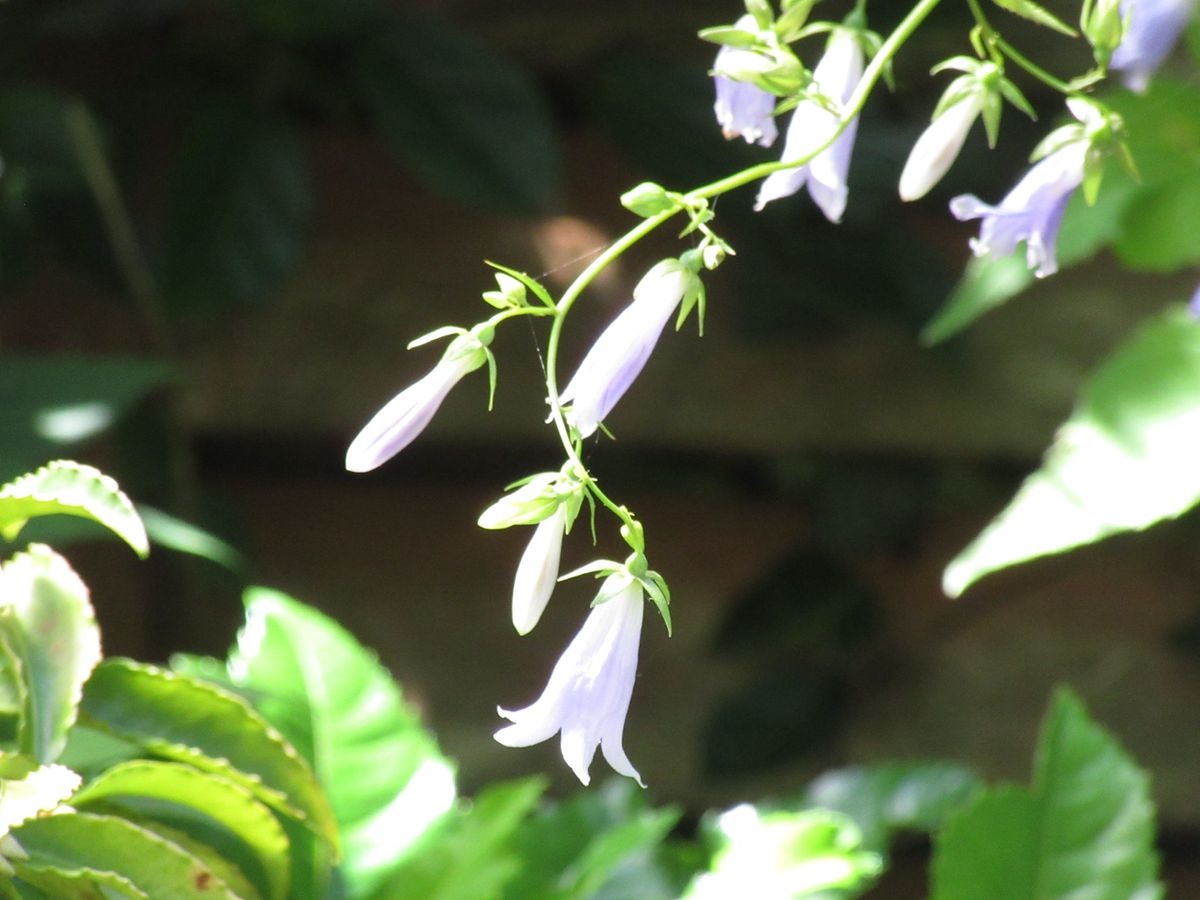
<box><xmin>685</xmin><ymin>806</ymin><xmax>882</xmax><ymax>898</ymax></box>
<box><xmin>125</xmin><ymin>819</ymin><xmax>263</xmax><ymax>900</ymax></box>
<box><xmin>374</xmin><ymin>778</ymin><xmax>546</xmax><ymax>900</ymax></box>
<box><xmin>506</xmin><ymin>780</ymin><xmax>681</xmax><ymax>900</ymax></box>
<box><xmin>13</xmin><ymin>812</ymin><xmax>242</xmax><ymax>899</ymax></box>
<box><xmin>931</xmin><ymin>688</ymin><xmax>1160</xmax><ymax>899</ymax></box>
<box><xmin>160</xmin><ymin>106</ymin><xmax>311</xmax><ymax>316</ymax></box>
<box><xmin>72</xmin><ymin>760</ymin><xmax>290</xmax><ymax>900</ymax></box>
<box><xmin>79</xmin><ymin>660</ymin><xmax>337</xmax><ymax>851</ymax></box>
<box><xmin>804</xmin><ymin>762</ymin><xmax>983</xmax><ymax>848</ymax></box>
<box><xmin>356</xmin><ymin>11</ymin><xmax>559</xmax><ymax>213</ymax></box>
<box><xmin>0</xmin><ymin>754</ymin><xmax>81</xmax><ymax>836</ymax></box>
<box><xmin>0</xmin><ymin>546</ymin><xmax>102</xmax><ymax>762</ymax></box>
<box><xmin>0</xmin><ymin>461</ymin><xmax>147</xmax><ymax>557</ymax></box>
<box><xmin>137</xmin><ymin>505</ymin><xmax>245</xmax><ymax>574</ymax></box>
<box><xmin>221</xmin><ymin>587</ymin><xmax>453</xmax><ymax>896</ymax></box>
<box><xmin>945</xmin><ymin>307</ymin><xmax>1200</xmax><ymax>596</ymax></box>
<box><xmin>0</xmin><ymin>356</ymin><xmax>172</xmax><ymax>482</ymax></box>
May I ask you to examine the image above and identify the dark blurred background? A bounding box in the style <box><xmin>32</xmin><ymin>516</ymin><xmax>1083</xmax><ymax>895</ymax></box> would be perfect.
<box><xmin>3</xmin><ymin>0</ymin><xmax>1200</xmax><ymax>893</ymax></box>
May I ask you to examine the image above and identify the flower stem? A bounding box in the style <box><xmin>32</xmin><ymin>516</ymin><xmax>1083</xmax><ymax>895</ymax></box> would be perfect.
<box><xmin>965</xmin><ymin>0</ymin><xmax>1077</xmax><ymax>95</ymax></box>
<box><xmin>541</xmin><ymin>0</ymin><xmax>948</xmax><ymax>534</ymax></box>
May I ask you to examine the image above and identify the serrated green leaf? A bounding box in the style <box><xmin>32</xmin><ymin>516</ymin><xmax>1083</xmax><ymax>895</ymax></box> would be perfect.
<box><xmin>124</xmin><ymin>819</ymin><xmax>263</xmax><ymax>900</ymax></box>
<box><xmin>804</xmin><ymin>762</ymin><xmax>983</xmax><ymax>849</ymax></box>
<box><xmin>79</xmin><ymin>660</ymin><xmax>337</xmax><ymax>852</ymax></box>
<box><xmin>72</xmin><ymin>761</ymin><xmax>289</xmax><ymax>900</ymax></box>
<box><xmin>160</xmin><ymin>105</ymin><xmax>311</xmax><ymax>316</ymax></box>
<box><xmin>931</xmin><ymin>689</ymin><xmax>1161</xmax><ymax>899</ymax></box>
<box><xmin>373</xmin><ymin>778</ymin><xmax>546</xmax><ymax>900</ymax></box>
<box><xmin>356</xmin><ymin>11</ymin><xmax>559</xmax><ymax>213</ymax></box>
<box><xmin>221</xmin><ymin>587</ymin><xmax>454</xmax><ymax>896</ymax></box>
<box><xmin>11</xmin><ymin>863</ymin><xmax>146</xmax><ymax>899</ymax></box>
<box><xmin>944</xmin><ymin>308</ymin><xmax>1200</xmax><ymax>595</ymax></box>
<box><xmin>0</xmin><ymin>461</ymin><xmax>147</xmax><ymax>556</ymax></box>
<box><xmin>0</xmin><ymin>754</ymin><xmax>81</xmax><ymax>837</ymax></box>
<box><xmin>990</xmin><ymin>0</ymin><xmax>1078</xmax><ymax>35</ymax></box>
<box><xmin>13</xmin><ymin>812</ymin><xmax>242</xmax><ymax>899</ymax></box>
<box><xmin>0</xmin><ymin>546</ymin><xmax>102</xmax><ymax>763</ymax></box>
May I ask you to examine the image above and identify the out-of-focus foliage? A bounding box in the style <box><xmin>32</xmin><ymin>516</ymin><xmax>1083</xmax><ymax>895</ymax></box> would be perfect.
<box><xmin>944</xmin><ymin>306</ymin><xmax>1200</xmax><ymax>596</ymax></box>
<box><xmin>931</xmin><ymin>687</ymin><xmax>1161</xmax><ymax>899</ymax></box>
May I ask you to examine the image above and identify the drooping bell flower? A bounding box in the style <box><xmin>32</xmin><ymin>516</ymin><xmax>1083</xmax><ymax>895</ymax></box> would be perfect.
<box><xmin>495</xmin><ymin>573</ymin><xmax>646</xmax><ymax>786</ymax></box>
<box><xmin>559</xmin><ymin>258</ymin><xmax>700</xmax><ymax>439</ymax></box>
<box><xmin>755</xmin><ymin>26</ymin><xmax>865</xmax><ymax>223</ymax></box>
<box><xmin>899</xmin><ymin>93</ymin><xmax>985</xmax><ymax>202</ymax></box>
<box><xmin>511</xmin><ymin>504</ymin><xmax>568</xmax><ymax>635</ymax></box>
<box><xmin>345</xmin><ymin>326</ymin><xmax>492</xmax><ymax>473</ymax></box>
<box><xmin>1189</xmin><ymin>283</ymin><xmax>1200</xmax><ymax>319</ymax></box>
<box><xmin>1109</xmin><ymin>0</ymin><xmax>1195</xmax><ymax>92</ymax></box>
<box><xmin>949</xmin><ymin>138</ymin><xmax>1088</xmax><ymax>278</ymax></box>
<box><xmin>712</xmin><ymin>17</ymin><xmax>780</xmax><ymax>148</ymax></box>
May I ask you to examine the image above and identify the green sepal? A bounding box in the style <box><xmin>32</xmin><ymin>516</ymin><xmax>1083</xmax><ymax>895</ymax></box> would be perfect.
<box><xmin>990</xmin><ymin>0</ymin><xmax>1079</xmax><ymax>36</ymax></box>
<box><xmin>558</xmin><ymin>559</ymin><xmax>621</xmax><ymax>583</ymax></box>
<box><xmin>775</xmin><ymin>0</ymin><xmax>816</xmax><ymax>40</ymax></box>
<box><xmin>1029</xmin><ymin>125</ymin><xmax>1085</xmax><ymax>163</ymax></box>
<box><xmin>481</xmin><ymin>273</ymin><xmax>527</xmax><ymax>310</ymax></box>
<box><xmin>981</xmin><ymin>91</ymin><xmax>1003</xmax><ymax>148</ymax></box>
<box><xmin>478</xmin><ymin>473</ymin><xmax>561</xmax><ymax>530</ymax></box>
<box><xmin>997</xmin><ymin>77</ymin><xmax>1037</xmax><ymax>121</ymax></box>
<box><xmin>484</xmin><ymin>261</ymin><xmax>557</xmax><ymax>311</ymax></box>
<box><xmin>638</xmin><ymin>570</ymin><xmax>672</xmax><ymax>636</ymax></box>
<box><xmin>406</xmin><ymin>326</ymin><xmax>466</xmax><ymax>351</ymax></box>
<box><xmin>697</xmin><ymin>25</ymin><xmax>761</xmax><ymax>48</ymax></box>
<box><xmin>744</xmin><ymin>0</ymin><xmax>774</xmax><ymax>30</ymax></box>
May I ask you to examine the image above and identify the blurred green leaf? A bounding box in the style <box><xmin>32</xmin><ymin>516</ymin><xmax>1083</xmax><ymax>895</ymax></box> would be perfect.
<box><xmin>0</xmin><ymin>546</ymin><xmax>102</xmax><ymax>763</ymax></box>
<box><xmin>220</xmin><ymin>587</ymin><xmax>454</xmax><ymax>896</ymax></box>
<box><xmin>80</xmin><ymin>660</ymin><xmax>338</xmax><ymax>850</ymax></box>
<box><xmin>944</xmin><ymin>307</ymin><xmax>1200</xmax><ymax>596</ymax></box>
<box><xmin>931</xmin><ymin>687</ymin><xmax>1161</xmax><ymax>899</ymax></box>
<box><xmin>374</xmin><ymin>778</ymin><xmax>546</xmax><ymax>900</ymax></box>
<box><xmin>1115</xmin><ymin>171</ymin><xmax>1200</xmax><ymax>271</ymax></box>
<box><xmin>0</xmin><ymin>356</ymin><xmax>172</xmax><ymax>481</ymax></box>
<box><xmin>506</xmin><ymin>780</ymin><xmax>681</xmax><ymax>900</ymax></box>
<box><xmin>685</xmin><ymin>806</ymin><xmax>882</xmax><ymax>898</ymax></box>
<box><xmin>804</xmin><ymin>762</ymin><xmax>983</xmax><ymax>849</ymax></box>
<box><xmin>138</xmin><ymin>505</ymin><xmax>246</xmax><ymax>573</ymax></box>
<box><xmin>0</xmin><ymin>461</ymin><xmax>148</xmax><ymax>557</ymax></box>
<box><xmin>356</xmin><ymin>11</ymin><xmax>560</xmax><ymax>213</ymax></box>
<box><xmin>13</xmin><ymin>812</ymin><xmax>242</xmax><ymax>899</ymax></box>
<box><xmin>160</xmin><ymin>106</ymin><xmax>311</xmax><ymax>316</ymax></box>
<box><xmin>72</xmin><ymin>760</ymin><xmax>290</xmax><ymax>900</ymax></box>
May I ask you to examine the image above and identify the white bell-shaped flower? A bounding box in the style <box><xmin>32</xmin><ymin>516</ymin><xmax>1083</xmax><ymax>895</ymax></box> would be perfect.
<box><xmin>899</xmin><ymin>92</ymin><xmax>984</xmax><ymax>201</ymax></box>
<box><xmin>511</xmin><ymin>505</ymin><xmax>567</xmax><ymax>635</ymax></box>
<box><xmin>495</xmin><ymin>574</ymin><xmax>645</xmax><ymax>786</ymax></box>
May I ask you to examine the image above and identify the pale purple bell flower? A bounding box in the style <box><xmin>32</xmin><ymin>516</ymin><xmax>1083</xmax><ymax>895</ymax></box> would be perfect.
<box><xmin>1110</xmin><ymin>0</ymin><xmax>1195</xmax><ymax>92</ymax></box>
<box><xmin>345</xmin><ymin>338</ymin><xmax>486</xmax><ymax>473</ymax></box>
<box><xmin>511</xmin><ymin>505</ymin><xmax>567</xmax><ymax>636</ymax></box>
<box><xmin>559</xmin><ymin>259</ymin><xmax>693</xmax><ymax>439</ymax></box>
<box><xmin>713</xmin><ymin>46</ymin><xmax>779</xmax><ymax>147</ymax></box>
<box><xmin>495</xmin><ymin>574</ymin><xmax>646</xmax><ymax>786</ymax></box>
<box><xmin>1189</xmin><ymin>282</ymin><xmax>1200</xmax><ymax>319</ymax></box>
<box><xmin>949</xmin><ymin>139</ymin><xmax>1089</xmax><ymax>278</ymax></box>
<box><xmin>755</xmin><ymin>27</ymin><xmax>864</xmax><ymax>223</ymax></box>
